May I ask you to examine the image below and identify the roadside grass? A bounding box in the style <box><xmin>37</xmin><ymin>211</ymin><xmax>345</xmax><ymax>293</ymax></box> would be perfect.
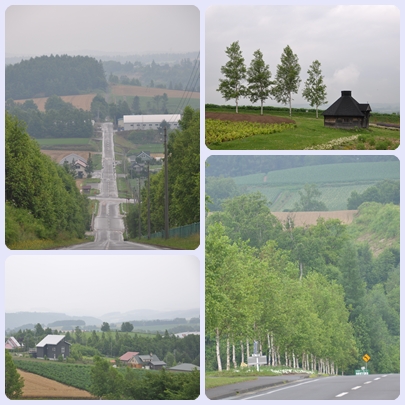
<box><xmin>92</xmin><ymin>153</ymin><xmax>102</xmax><ymax>170</ymax></box>
<box><xmin>7</xmin><ymin>235</ymin><xmax>95</xmax><ymax>250</ymax></box>
<box><xmin>206</xmin><ymin>106</ymin><xmax>399</xmax><ymax>150</ymax></box>
<box><xmin>89</xmin><ymin>200</ymin><xmax>99</xmax><ymax>216</ymax></box>
<box><xmin>130</xmin><ymin>233</ymin><xmax>199</xmax><ymax>250</ymax></box>
<box><xmin>206</xmin><ymin>376</ymin><xmax>258</xmax><ymax>390</ymax></box>
<box><xmin>83</xmin><ymin>178</ymin><xmax>101</xmax><ymax>184</ymax></box>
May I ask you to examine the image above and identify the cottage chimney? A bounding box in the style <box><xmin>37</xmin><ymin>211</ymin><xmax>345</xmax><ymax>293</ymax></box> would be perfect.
<box><xmin>342</xmin><ymin>90</ymin><xmax>352</xmax><ymax>97</ymax></box>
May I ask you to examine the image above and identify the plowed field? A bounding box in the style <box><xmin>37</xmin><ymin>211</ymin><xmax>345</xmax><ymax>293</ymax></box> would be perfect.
<box><xmin>18</xmin><ymin>369</ymin><xmax>94</xmax><ymax>399</ymax></box>
<box><xmin>110</xmin><ymin>84</ymin><xmax>200</xmax><ymax>99</ymax></box>
<box><xmin>272</xmin><ymin>210</ymin><xmax>358</xmax><ymax>227</ymax></box>
<box><xmin>14</xmin><ymin>94</ymin><xmax>96</xmax><ymax>111</ymax></box>
<box><xmin>206</xmin><ymin>111</ymin><xmax>294</xmax><ymax>124</ymax></box>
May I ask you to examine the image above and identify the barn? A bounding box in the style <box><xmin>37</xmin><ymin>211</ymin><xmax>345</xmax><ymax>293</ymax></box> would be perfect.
<box><xmin>322</xmin><ymin>91</ymin><xmax>371</xmax><ymax>129</ymax></box>
<box><xmin>36</xmin><ymin>335</ymin><xmax>71</xmax><ymax>359</ymax></box>
<box><xmin>122</xmin><ymin>114</ymin><xmax>181</xmax><ymax>131</ymax></box>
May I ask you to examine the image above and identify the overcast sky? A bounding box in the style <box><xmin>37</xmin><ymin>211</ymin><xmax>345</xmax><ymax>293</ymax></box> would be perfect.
<box><xmin>5</xmin><ymin>5</ymin><xmax>199</xmax><ymax>57</ymax></box>
<box><xmin>206</xmin><ymin>5</ymin><xmax>400</xmax><ymax>109</ymax></box>
<box><xmin>5</xmin><ymin>255</ymin><xmax>200</xmax><ymax>317</ymax></box>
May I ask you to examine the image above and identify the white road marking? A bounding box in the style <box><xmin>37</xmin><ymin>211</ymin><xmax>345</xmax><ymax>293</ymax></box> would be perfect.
<box><xmin>374</xmin><ymin>377</ymin><xmax>380</xmax><ymax>380</ymax></box>
<box><xmin>352</xmin><ymin>386</ymin><xmax>362</xmax><ymax>390</ymax></box>
<box><xmin>364</xmin><ymin>381</ymin><xmax>372</xmax><ymax>384</ymax></box>
<box><xmin>241</xmin><ymin>379</ymin><xmax>320</xmax><ymax>400</ymax></box>
<box><xmin>336</xmin><ymin>392</ymin><xmax>348</xmax><ymax>397</ymax></box>
<box><xmin>382</xmin><ymin>375</ymin><xmax>388</xmax><ymax>378</ymax></box>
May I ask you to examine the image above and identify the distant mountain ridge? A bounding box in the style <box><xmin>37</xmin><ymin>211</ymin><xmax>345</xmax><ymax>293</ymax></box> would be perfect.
<box><xmin>5</xmin><ymin>309</ymin><xmax>200</xmax><ymax>331</ymax></box>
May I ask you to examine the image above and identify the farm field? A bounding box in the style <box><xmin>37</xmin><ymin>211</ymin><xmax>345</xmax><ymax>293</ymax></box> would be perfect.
<box><xmin>18</xmin><ymin>369</ymin><xmax>94</xmax><ymax>399</ymax></box>
<box><xmin>13</xmin><ymin>359</ymin><xmax>92</xmax><ymax>391</ymax></box>
<box><xmin>14</xmin><ymin>93</ymin><xmax>96</xmax><ymax>111</ymax></box>
<box><xmin>206</xmin><ymin>106</ymin><xmax>400</xmax><ymax>150</ymax></box>
<box><xmin>228</xmin><ymin>161</ymin><xmax>399</xmax><ymax>211</ymax></box>
<box><xmin>110</xmin><ymin>84</ymin><xmax>200</xmax><ymax>99</ymax></box>
<box><xmin>271</xmin><ymin>210</ymin><xmax>358</xmax><ymax>227</ymax></box>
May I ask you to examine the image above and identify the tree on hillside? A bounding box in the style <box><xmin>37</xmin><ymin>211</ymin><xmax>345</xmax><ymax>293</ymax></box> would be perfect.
<box><xmin>217</xmin><ymin>41</ymin><xmax>247</xmax><ymax>113</ymax></box>
<box><xmin>302</xmin><ymin>60</ymin><xmax>327</xmax><ymax>118</ymax></box>
<box><xmin>293</xmin><ymin>184</ymin><xmax>327</xmax><ymax>212</ymax></box>
<box><xmin>101</xmin><ymin>322</ymin><xmax>110</xmax><ymax>332</ymax></box>
<box><xmin>271</xmin><ymin>45</ymin><xmax>301</xmax><ymax>117</ymax></box>
<box><xmin>121</xmin><ymin>322</ymin><xmax>134</xmax><ymax>332</ymax></box>
<box><xmin>85</xmin><ymin>153</ymin><xmax>94</xmax><ymax>178</ymax></box>
<box><xmin>246</xmin><ymin>49</ymin><xmax>273</xmax><ymax>115</ymax></box>
<box><xmin>131</xmin><ymin>96</ymin><xmax>141</xmax><ymax>114</ymax></box>
<box><xmin>5</xmin><ymin>350</ymin><xmax>24</xmax><ymax>399</ymax></box>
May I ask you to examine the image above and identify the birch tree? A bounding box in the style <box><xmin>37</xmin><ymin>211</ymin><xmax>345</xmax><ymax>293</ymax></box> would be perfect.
<box><xmin>217</xmin><ymin>41</ymin><xmax>246</xmax><ymax>113</ymax></box>
<box><xmin>246</xmin><ymin>49</ymin><xmax>273</xmax><ymax>115</ymax></box>
<box><xmin>271</xmin><ymin>45</ymin><xmax>301</xmax><ymax>117</ymax></box>
<box><xmin>302</xmin><ymin>60</ymin><xmax>327</xmax><ymax>118</ymax></box>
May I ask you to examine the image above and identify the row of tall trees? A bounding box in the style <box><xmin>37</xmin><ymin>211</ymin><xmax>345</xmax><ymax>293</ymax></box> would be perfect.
<box><xmin>126</xmin><ymin>107</ymin><xmax>199</xmax><ymax>236</ymax></box>
<box><xmin>5</xmin><ymin>113</ymin><xmax>91</xmax><ymax>247</ymax></box>
<box><xmin>6</xmin><ymin>55</ymin><xmax>107</xmax><ymax>100</ymax></box>
<box><xmin>218</xmin><ymin>41</ymin><xmax>327</xmax><ymax>117</ymax></box>
<box><xmin>5</xmin><ymin>97</ymin><xmax>93</xmax><ymax>139</ymax></box>
<box><xmin>206</xmin><ymin>192</ymin><xmax>399</xmax><ymax>374</ymax></box>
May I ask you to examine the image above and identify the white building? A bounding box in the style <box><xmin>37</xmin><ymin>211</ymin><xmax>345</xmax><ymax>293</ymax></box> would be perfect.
<box><xmin>123</xmin><ymin>114</ymin><xmax>181</xmax><ymax>131</ymax></box>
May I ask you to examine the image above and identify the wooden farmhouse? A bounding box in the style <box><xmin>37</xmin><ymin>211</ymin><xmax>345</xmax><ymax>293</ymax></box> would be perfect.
<box><xmin>35</xmin><ymin>335</ymin><xmax>71</xmax><ymax>359</ymax></box>
<box><xmin>322</xmin><ymin>91</ymin><xmax>371</xmax><ymax>129</ymax></box>
<box><xmin>119</xmin><ymin>351</ymin><xmax>166</xmax><ymax>370</ymax></box>
<box><xmin>5</xmin><ymin>336</ymin><xmax>21</xmax><ymax>350</ymax></box>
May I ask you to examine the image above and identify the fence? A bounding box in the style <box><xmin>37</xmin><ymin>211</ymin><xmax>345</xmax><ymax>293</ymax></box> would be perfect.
<box><xmin>150</xmin><ymin>222</ymin><xmax>200</xmax><ymax>239</ymax></box>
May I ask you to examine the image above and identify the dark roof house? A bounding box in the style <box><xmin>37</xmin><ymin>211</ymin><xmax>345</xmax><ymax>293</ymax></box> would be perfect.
<box><xmin>169</xmin><ymin>363</ymin><xmax>200</xmax><ymax>372</ymax></box>
<box><xmin>134</xmin><ymin>353</ymin><xmax>167</xmax><ymax>370</ymax></box>
<box><xmin>322</xmin><ymin>91</ymin><xmax>371</xmax><ymax>129</ymax></box>
<box><xmin>35</xmin><ymin>335</ymin><xmax>71</xmax><ymax>359</ymax></box>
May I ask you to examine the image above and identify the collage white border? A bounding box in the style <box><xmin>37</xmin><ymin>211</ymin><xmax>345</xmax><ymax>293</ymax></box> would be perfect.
<box><xmin>1</xmin><ymin>0</ymin><xmax>403</xmax><ymax>403</ymax></box>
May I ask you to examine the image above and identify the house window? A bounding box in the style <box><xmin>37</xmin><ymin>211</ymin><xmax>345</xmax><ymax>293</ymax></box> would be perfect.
<box><xmin>61</xmin><ymin>347</ymin><xmax>65</xmax><ymax>353</ymax></box>
<box><xmin>52</xmin><ymin>347</ymin><xmax>56</xmax><ymax>351</ymax></box>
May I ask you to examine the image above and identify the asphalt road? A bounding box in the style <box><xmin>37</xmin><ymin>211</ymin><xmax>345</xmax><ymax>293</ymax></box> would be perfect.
<box><xmin>61</xmin><ymin>123</ymin><xmax>167</xmax><ymax>250</ymax></box>
<box><xmin>227</xmin><ymin>374</ymin><xmax>399</xmax><ymax>400</ymax></box>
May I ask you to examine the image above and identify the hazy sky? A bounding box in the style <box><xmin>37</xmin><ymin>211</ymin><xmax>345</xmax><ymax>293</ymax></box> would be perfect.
<box><xmin>206</xmin><ymin>5</ymin><xmax>400</xmax><ymax>108</ymax></box>
<box><xmin>5</xmin><ymin>255</ymin><xmax>200</xmax><ymax>317</ymax></box>
<box><xmin>5</xmin><ymin>5</ymin><xmax>199</xmax><ymax>57</ymax></box>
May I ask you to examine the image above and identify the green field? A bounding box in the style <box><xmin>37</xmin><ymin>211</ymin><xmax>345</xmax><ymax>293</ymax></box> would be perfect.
<box><xmin>231</xmin><ymin>161</ymin><xmax>399</xmax><ymax>211</ymax></box>
<box><xmin>206</xmin><ymin>106</ymin><xmax>400</xmax><ymax>150</ymax></box>
<box><xmin>111</xmin><ymin>95</ymin><xmax>200</xmax><ymax>113</ymax></box>
<box><xmin>36</xmin><ymin>138</ymin><xmax>92</xmax><ymax>146</ymax></box>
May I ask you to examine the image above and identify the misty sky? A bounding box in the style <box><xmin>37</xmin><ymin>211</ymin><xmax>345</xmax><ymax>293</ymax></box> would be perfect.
<box><xmin>5</xmin><ymin>255</ymin><xmax>200</xmax><ymax>317</ymax></box>
<box><xmin>206</xmin><ymin>5</ymin><xmax>400</xmax><ymax>108</ymax></box>
<box><xmin>5</xmin><ymin>5</ymin><xmax>199</xmax><ymax>57</ymax></box>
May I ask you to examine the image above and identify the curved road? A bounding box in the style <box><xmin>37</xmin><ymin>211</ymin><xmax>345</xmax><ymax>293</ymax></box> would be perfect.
<box><xmin>61</xmin><ymin>122</ymin><xmax>166</xmax><ymax>250</ymax></box>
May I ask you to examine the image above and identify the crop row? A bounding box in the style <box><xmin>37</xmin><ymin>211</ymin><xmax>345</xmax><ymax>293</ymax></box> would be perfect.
<box><xmin>13</xmin><ymin>359</ymin><xmax>92</xmax><ymax>391</ymax></box>
<box><xmin>205</xmin><ymin>119</ymin><xmax>295</xmax><ymax>144</ymax></box>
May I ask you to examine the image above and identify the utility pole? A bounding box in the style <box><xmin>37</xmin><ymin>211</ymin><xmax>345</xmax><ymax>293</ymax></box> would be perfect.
<box><xmin>164</xmin><ymin>126</ymin><xmax>169</xmax><ymax>239</ymax></box>
<box><xmin>147</xmin><ymin>162</ymin><xmax>151</xmax><ymax>239</ymax></box>
<box><xmin>138</xmin><ymin>176</ymin><xmax>141</xmax><ymax>238</ymax></box>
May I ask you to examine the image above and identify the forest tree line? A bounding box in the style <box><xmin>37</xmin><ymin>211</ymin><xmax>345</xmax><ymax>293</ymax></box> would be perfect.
<box><xmin>5</xmin><ymin>55</ymin><xmax>108</xmax><ymax>100</ymax></box>
<box><xmin>5</xmin><ymin>96</ymin><xmax>93</xmax><ymax>139</ymax></box>
<box><xmin>206</xmin><ymin>191</ymin><xmax>399</xmax><ymax>375</ymax></box>
<box><xmin>5</xmin><ymin>113</ymin><xmax>91</xmax><ymax>248</ymax></box>
<box><xmin>126</xmin><ymin>107</ymin><xmax>200</xmax><ymax>235</ymax></box>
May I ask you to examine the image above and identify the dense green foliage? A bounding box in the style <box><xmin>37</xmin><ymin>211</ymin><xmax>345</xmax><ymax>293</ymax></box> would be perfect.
<box><xmin>5</xmin><ymin>55</ymin><xmax>107</xmax><ymax>100</ymax></box>
<box><xmin>127</xmin><ymin>107</ymin><xmax>199</xmax><ymax>236</ymax></box>
<box><xmin>5</xmin><ymin>113</ymin><xmax>91</xmax><ymax>248</ymax></box>
<box><xmin>5</xmin><ymin>351</ymin><xmax>24</xmax><ymax>399</ymax></box>
<box><xmin>90</xmin><ymin>356</ymin><xmax>199</xmax><ymax>399</ymax></box>
<box><xmin>5</xmin><ymin>97</ymin><xmax>93</xmax><ymax>139</ymax></box>
<box><xmin>206</xmin><ymin>191</ymin><xmax>399</xmax><ymax>375</ymax></box>
<box><xmin>347</xmin><ymin>180</ymin><xmax>400</xmax><ymax>209</ymax></box>
<box><xmin>12</xmin><ymin>359</ymin><xmax>92</xmax><ymax>391</ymax></box>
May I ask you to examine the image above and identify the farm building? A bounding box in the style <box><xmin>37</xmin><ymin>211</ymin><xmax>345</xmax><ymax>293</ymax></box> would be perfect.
<box><xmin>119</xmin><ymin>351</ymin><xmax>140</xmax><ymax>366</ymax></box>
<box><xmin>35</xmin><ymin>335</ymin><xmax>71</xmax><ymax>359</ymax></box>
<box><xmin>322</xmin><ymin>91</ymin><xmax>371</xmax><ymax>129</ymax></box>
<box><xmin>59</xmin><ymin>153</ymin><xmax>88</xmax><ymax>178</ymax></box>
<box><xmin>168</xmin><ymin>363</ymin><xmax>200</xmax><ymax>373</ymax></box>
<box><xmin>120</xmin><ymin>352</ymin><xmax>166</xmax><ymax>369</ymax></box>
<box><xmin>122</xmin><ymin>114</ymin><xmax>181</xmax><ymax>131</ymax></box>
<box><xmin>5</xmin><ymin>336</ymin><xmax>21</xmax><ymax>350</ymax></box>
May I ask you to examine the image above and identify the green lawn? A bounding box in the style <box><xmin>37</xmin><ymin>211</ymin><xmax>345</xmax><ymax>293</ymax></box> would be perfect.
<box><xmin>206</xmin><ymin>107</ymin><xmax>399</xmax><ymax>150</ymax></box>
<box><xmin>36</xmin><ymin>138</ymin><xmax>92</xmax><ymax>146</ymax></box>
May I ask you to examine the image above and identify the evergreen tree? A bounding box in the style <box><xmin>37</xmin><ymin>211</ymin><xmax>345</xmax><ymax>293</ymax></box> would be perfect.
<box><xmin>5</xmin><ymin>350</ymin><xmax>24</xmax><ymax>399</ymax></box>
<box><xmin>246</xmin><ymin>49</ymin><xmax>273</xmax><ymax>115</ymax></box>
<box><xmin>302</xmin><ymin>60</ymin><xmax>327</xmax><ymax>118</ymax></box>
<box><xmin>271</xmin><ymin>45</ymin><xmax>301</xmax><ymax>117</ymax></box>
<box><xmin>217</xmin><ymin>41</ymin><xmax>247</xmax><ymax>113</ymax></box>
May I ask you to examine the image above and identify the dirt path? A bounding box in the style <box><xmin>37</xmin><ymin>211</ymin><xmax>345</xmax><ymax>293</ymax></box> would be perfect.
<box><xmin>18</xmin><ymin>369</ymin><xmax>94</xmax><ymax>399</ymax></box>
<box><xmin>206</xmin><ymin>111</ymin><xmax>295</xmax><ymax>124</ymax></box>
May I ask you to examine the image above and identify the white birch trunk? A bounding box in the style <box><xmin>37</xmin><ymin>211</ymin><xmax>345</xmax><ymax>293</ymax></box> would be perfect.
<box><xmin>216</xmin><ymin>328</ymin><xmax>222</xmax><ymax>371</ymax></box>
<box><xmin>226</xmin><ymin>338</ymin><xmax>230</xmax><ymax>371</ymax></box>
<box><xmin>240</xmin><ymin>341</ymin><xmax>244</xmax><ymax>365</ymax></box>
<box><xmin>246</xmin><ymin>338</ymin><xmax>250</xmax><ymax>358</ymax></box>
<box><xmin>232</xmin><ymin>344</ymin><xmax>237</xmax><ymax>369</ymax></box>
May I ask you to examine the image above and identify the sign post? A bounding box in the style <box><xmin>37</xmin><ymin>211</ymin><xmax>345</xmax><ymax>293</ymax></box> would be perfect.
<box><xmin>362</xmin><ymin>353</ymin><xmax>370</xmax><ymax>373</ymax></box>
